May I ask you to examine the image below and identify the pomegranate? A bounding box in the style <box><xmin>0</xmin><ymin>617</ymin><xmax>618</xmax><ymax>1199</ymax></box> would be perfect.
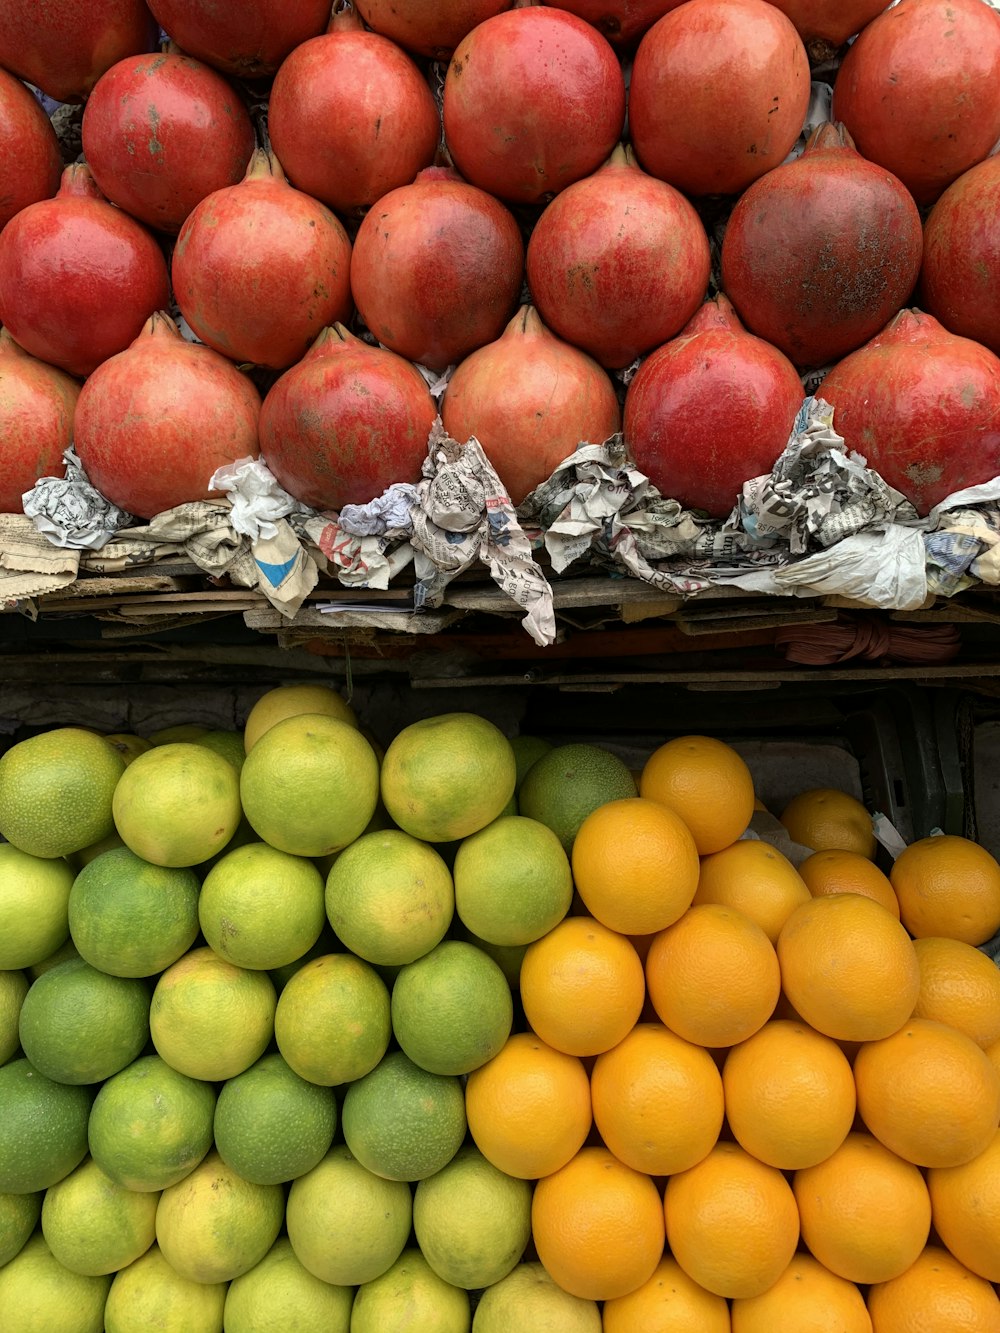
<box><xmin>817</xmin><ymin>309</ymin><xmax>1000</xmax><ymax>515</ymax></box>
<box><xmin>0</xmin><ymin>70</ymin><xmax>62</xmax><ymax>234</ymax></box>
<box><xmin>832</xmin><ymin>0</ymin><xmax>1000</xmax><ymax>205</ymax></box>
<box><xmin>351</xmin><ymin>166</ymin><xmax>525</xmax><ymax>372</ymax></box>
<box><xmin>82</xmin><ymin>50</ymin><xmax>256</xmax><ymax>235</ymax></box>
<box><xmin>0</xmin><ymin>165</ymin><xmax>170</xmax><ymax>379</ymax></box>
<box><xmin>921</xmin><ymin>156</ymin><xmax>1000</xmax><ymax>358</ymax></box>
<box><xmin>765</xmin><ymin>0</ymin><xmax>893</xmax><ymax>61</ymax></box>
<box><xmin>443</xmin><ymin>8</ymin><xmax>626</xmax><ymax>204</ymax></box>
<box><xmin>145</xmin><ymin>0</ymin><xmax>331</xmax><ymax>78</ymax></box>
<box><xmin>74</xmin><ymin>312</ymin><xmax>261</xmax><ymax>520</ymax></box>
<box><xmin>545</xmin><ymin>0</ymin><xmax>686</xmax><ymax>48</ymax></box>
<box><xmin>268</xmin><ymin>7</ymin><xmax>440</xmax><ymax>218</ymax></box>
<box><xmin>623</xmin><ymin>295</ymin><xmax>804</xmax><ymax>517</ymax></box>
<box><xmin>0</xmin><ymin>331</ymin><xmax>80</xmax><ymax>513</ymax></box>
<box><xmin>440</xmin><ymin>305</ymin><xmax>622</xmax><ymax>504</ymax></box>
<box><xmin>172</xmin><ymin>150</ymin><xmax>353</xmax><ymax>371</ymax></box>
<box><xmin>354</xmin><ymin>0</ymin><xmax>513</xmax><ymax>59</ymax></box>
<box><xmin>0</xmin><ymin>0</ymin><xmax>156</xmax><ymax>104</ymax></box>
<box><xmin>720</xmin><ymin>122</ymin><xmax>923</xmax><ymax>370</ymax></box>
<box><xmin>526</xmin><ymin>144</ymin><xmax>711</xmax><ymax>370</ymax></box>
<box><xmin>629</xmin><ymin>0</ymin><xmax>810</xmax><ymax>197</ymax></box>
<box><xmin>259</xmin><ymin>326</ymin><xmax>438</xmax><ymax>511</ymax></box>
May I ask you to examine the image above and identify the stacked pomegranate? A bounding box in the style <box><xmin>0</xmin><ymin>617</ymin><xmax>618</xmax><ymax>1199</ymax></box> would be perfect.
<box><xmin>1</xmin><ymin>0</ymin><xmax>1000</xmax><ymax>522</ymax></box>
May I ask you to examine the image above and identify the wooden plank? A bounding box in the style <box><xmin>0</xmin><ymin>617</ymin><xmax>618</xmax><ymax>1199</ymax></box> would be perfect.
<box><xmin>412</xmin><ymin>663</ymin><xmax>1000</xmax><ymax>688</ymax></box>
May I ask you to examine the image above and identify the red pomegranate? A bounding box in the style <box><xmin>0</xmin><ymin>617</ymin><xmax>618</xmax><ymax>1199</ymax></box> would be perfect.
<box><xmin>765</xmin><ymin>0</ymin><xmax>893</xmax><ymax>60</ymax></box>
<box><xmin>145</xmin><ymin>0</ymin><xmax>331</xmax><ymax>78</ymax></box>
<box><xmin>544</xmin><ymin>0</ymin><xmax>687</xmax><ymax>48</ymax></box>
<box><xmin>721</xmin><ymin>122</ymin><xmax>923</xmax><ymax>370</ymax></box>
<box><xmin>0</xmin><ymin>331</ymin><xmax>80</xmax><ymax>513</ymax></box>
<box><xmin>0</xmin><ymin>165</ymin><xmax>170</xmax><ymax>379</ymax></box>
<box><xmin>440</xmin><ymin>305</ymin><xmax>622</xmax><ymax>504</ymax></box>
<box><xmin>921</xmin><ymin>156</ymin><xmax>1000</xmax><ymax>358</ymax></box>
<box><xmin>268</xmin><ymin>7</ymin><xmax>440</xmax><ymax>218</ymax></box>
<box><xmin>629</xmin><ymin>0</ymin><xmax>810</xmax><ymax>197</ymax></box>
<box><xmin>82</xmin><ymin>50</ymin><xmax>255</xmax><ymax>235</ymax></box>
<box><xmin>74</xmin><ymin>313</ymin><xmax>261</xmax><ymax>519</ymax></box>
<box><xmin>0</xmin><ymin>70</ymin><xmax>62</xmax><ymax>234</ymax></box>
<box><xmin>0</xmin><ymin>0</ymin><xmax>156</xmax><ymax>104</ymax></box>
<box><xmin>832</xmin><ymin>0</ymin><xmax>1000</xmax><ymax>205</ymax></box>
<box><xmin>172</xmin><ymin>150</ymin><xmax>353</xmax><ymax>371</ymax></box>
<box><xmin>526</xmin><ymin>144</ymin><xmax>711</xmax><ymax>369</ymax></box>
<box><xmin>623</xmin><ymin>295</ymin><xmax>804</xmax><ymax>517</ymax></box>
<box><xmin>355</xmin><ymin>0</ymin><xmax>514</xmax><ymax>59</ymax></box>
<box><xmin>443</xmin><ymin>7</ymin><xmax>626</xmax><ymax>204</ymax></box>
<box><xmin>259</xmin><ymin>326</ymin><xmax>438</xmax><ymax>511</ymax></box>
<box><xmin>351</xmin><ymin>166</ymin><xmax>525</xmax><ymax>372</ymax></box>
<box><xmin>817</xmin><ymin>309</ymin><xmax>1000</xmax><ymax>515</ymax></box>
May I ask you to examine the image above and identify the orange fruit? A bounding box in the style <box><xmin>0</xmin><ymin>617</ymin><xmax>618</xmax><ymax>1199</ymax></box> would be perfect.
<box><xmin>987</xmin><ymin>1036</ymin><xmax>1000</xmax><ymax>1085</ymax></box>
<box><xmin>779</xmin><ymin>787</ymin><xmax>876</xmax><ymax>858</ymax></box>
<box><xmin>722</xmin><ymin>1019</ymin><xmax>856</xmax><ymax>1170</ymax></box>
<box><xmin>519</xmin><ymin>916</ymin><xmax>645</xmax><ymax>1057</ymax></box>
<box><xmin>793</xmin><ymin>1132</ymin><xmax>931</xmax><ymax>1284</ymax></box>
<box><xmin>530</xmin><ymin>1145</ymin><xmax>664</xmax><ymax>1302</ymax></box>
<box><xmin>663</xmin><ymin>1141</ymin><xmax>799</xmax><ymax>1299</ymax></box>
<box><xmin>639</xmin><ymin>734</ymin><xmax>755</xmax><ymax>855</ymax></box>
<box><xmin>866</xmin><ymin>1245</ymin><xmax>1000</xmax><ymax>1332</ymax></box>
<box><xmin>776</xmin><ymin>894</ymin><xmax>919</xmax><ymax>1043</ymax></box>
<box><xmin>890</xmin><ymin>835</ymin><xmax>1000</xmax><ymax>945</ymax></box>
<box><xmin>694</xmin><ymin>838</ymin><xmax>811</xmax><ymax>943</ymax></box>
<box><xmin>928</xmin><ymin>1129</ymin><xmax>1000</xmax><ymax>1283</ymax></box>
<box><xmin>730</xmin><ymin>1253</ymin><xmax>873</xmax><ymax>1333</ymax></box>
<box><xmin>464</xmin><ymin>1032</ymin><xmax>592</xmax><ymax>1180</ymax></box>
<box><xmin>854</xmin><ymin>1017</ymin><xmax>1000</xmax><ymax>1168</ymax></box>
<box><xmin>645</xmin><ymin>904</ymin><xmax>780</xmax><ymax>1049</ymax></box>
<box><xmin>911</xmin><ymin>936</ymin><xmax>1000</xmax><ymax>1048</ymax></box>
<box><xmin>571</xmin><ymin>798</ymin><xmax>699</xmax><ymax>936</ymax></box>
<box><xmin>590</xmin><ymin>1022</ymin><xmax>724</xmax><ymax>1176</ymax></box>
<box><xmin>798</xmin><ymin>848</ymin><xmax>900</xmax><ymax>918</ymax></box>
<box><xmin>602</xmin><ymin>1255</ymin><xmax>730</xmax><ymax>1333</ymax></box>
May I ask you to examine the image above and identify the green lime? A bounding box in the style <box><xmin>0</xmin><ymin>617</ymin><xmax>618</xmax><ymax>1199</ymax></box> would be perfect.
<box><xmin>103</xmin><ymin>1243</ymin><xmax>228</xmax><ymax>1332</ymax></box>
<box><xmin>518</xmin><ymin>743</ymin><xmax>637</xmax><ymax>852</ymax></box>
<box><xmin>0</xmin><ymin>1058</ymin><xmax>91</xmax><ymax>1193</ymax></box>
<box><xmin>113</xmin><ymin>742</ymin><xmax>242</xmax><ymax>868</ymax></box>
<box><xmin>0</xmin><ymin>1233</ymin><xmax>110</xmax><ymax>1333</ymax></box>
<box><xmin>0</xmin><ymin>844</ymin><xmax>74</xmax><ymax>970</ymax></box>
<box><xmin>274</xmin><ymin>952</ymin><xmax>390</xmax><ymax>1087</ymax></box>
<box><xmin>0</xmin><ymin>1190</ymin><xmax>41</xmax><ymax>1266</ymax></box>
<box><xmin>41</xmin><ymin>1156</ymin><xmax>158</xmax><ymax>1276</ymax></box>
<box><xmin>199</xmin><ymin>842</ymin><xmax>325</xmax><ymax>970</ymax></box>
<box><xmin>454</xmin><ymin>815</ymin><xmax>573</xmax><ymax>945</ymax></box>
<box><xmin>351</xmin><ymin>1248</ymin><xmax>471</xmax><ymax>1333</ymax></box>
<box><xmin>223</xmin><ymin>1237</ymin><xmax>353</xmax><ymax>1332</ymax></box>
<box><xmin>342</xmin><ymin>1051</ymin><xmax>467</xmax><ymax>1182</ymax></box>
<box><xmin>214</xmin><ymin>1052</ymin><xmax>337</xmax><ymax>1184</ymax></box>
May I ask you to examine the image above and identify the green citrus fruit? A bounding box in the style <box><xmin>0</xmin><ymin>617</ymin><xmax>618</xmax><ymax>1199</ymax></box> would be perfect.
<box><xmin>0</xmin><ymin>844</ymin><xmax>74</xmax><ymax>970</ymax></box>
<box><xmin>472</xmin><ymin>1261</ymin><xmax>602</xmax><ymax>1332</ymax></box>
<box><xmin>26</xmin><ymin>938</ymin><xmax>80</xmax><ymax>980</ymax></box>
<box><xmin>147</xmin><ymin>725</ymin><xmax>209</xmax><ymax>745</ymax></box>
<box><xmin>380</xmin><ymin>712</ymin><xmax>516</xmax><ymax>843</ymax></box>
<box><xmin>0</xmin><ymin>1190</ymin><xmax>41</xmax><ymax>1266</ymax></box>
<box><xmin>41</xmin><ymin>1156</ymin><xmax>158</xmax><ymax>1276</ymax></box>
<box><xmin>0</xmin><ymin>1058</ymin><xmax>90</xmax><ymax>1192</ymax></box>
<box><xmin>285</xmin><ymin>1145</ymin><xmax>412</xmax><ymax>1286</ymax></box>
<box><xmin>0</xmin><ymin>727</ymin><xmax>125</xmax><ymax>859</ymax></box>
<box><xmin>0</xmin><ymin>969</ymin><xmax>28</xmax><ymax>1064</ymax></box>
<box><xmin>68</xmin><ymin>847</ymin><xmax>200</xmax><ymax>978</ymax></box>
<box><xmin>454</xmin><ymin>815</ymin><xmax>573</xmax><ymax>946</ymax></box>
<box><xmin>268</xmin><ymin>924</ymin><xmax>338</xmax><ymax>994</ymax></box>
<box><xmin>518</xmin><ymin>743</ymin><xmax>638</xmax><ymax>852</ymax></box>
<box><xmin>324</xmin><ymin>828</ymin><xmax>454</xmax><ymax>966</ymax></box>
<box><xmin>104</xmin><ymin>734</ymin><xmax>152</xmax><ymax>766</ymax></box>
<box><xmin>243</xmin><ymin>683</ymin><xmax>358</xmax><ymax>752</ymax></box>
<box><xmin>224</xmin><ymin>1237</ymin><xmax>352</xmax><ymax>1332</ymax></box>
<box><xmin>199</xmin><ymin>842</ymin><xmax>325</xmax><ymax>970</ymax></box>
<box><xmin>274</xmin><ymin>952</ymin><xmax>390</xmax><ymax>1087</ymax></box>
<box><xmin>88</xmin><ymin>1054</ymin><xmax>215</xmax><ymax>1192</ymax></box>
<box><xmin>103</xmin><ymin>1244</ymin><xmax>227</xmax><ymax>1333</ymax></box>
<box><xmin>113</xmin><ymin>742</ymin><xmax>242</xmax><ymax>868</ymax></box>
<box><xmin>214</xmin><ymin>1052</ymin><xmax>337</xmax><ymax>1185</ymax></box>
<box><xmin>0</xmin><ymin>1233</ymin><xmax>110</xmax><ymax>1333</ymax></box>
<box><xmin>351</xmin><ymin>1248</ymin><xmax>471</xmax><ymax>1333</ymax></box>
<box><xmin>193</xmin><ymin>729</ymin><xmax>246</xmax><ymax>772</ymax></box>
<box><xmin>69</xmin><ymin>829</ymin><xmax>126</xmax><ymax>869</ymax></box>
<box><xmin>457</xmin><ymin>926</ymin><xmax>528</xmax><ymax>990</ymax></box>
<box><xmin>511</xmin><ymin>735</ymin><xmax>553</xmax><ymax>792</ymax></box>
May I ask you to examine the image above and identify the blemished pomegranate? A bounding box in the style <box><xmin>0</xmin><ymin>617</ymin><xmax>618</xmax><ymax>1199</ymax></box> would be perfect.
<box><xmin>268</xmin><ymin>8</ymin><xmax>440</xmax><ymax>218</ymax></box>
<box><xmin>526</xmin><ymin>144</ymin><xmax>711</xmax><ymax>370</ymax></box>
<box><xmin>259</xmin><ymin>326</ymin><xmax>438</xmax><ymax>511</ymax></box>
<box><xmin>623</xmin><ymin>295</ymin><xmax>804</xmax><ymax>517</ymax></box>
<box><xmin>82</xmin><ymin>50</ymin><xmax>256</xmax><ymax>235</ymax></box>
<box><xmin>765</xmin><ymin>0</ymin><xmax>892</xmax><ymax>60</ymax></box>
<box><xmin>720</xmin><ymin>122</ymin><xmax>923</xmax><ymax>369</ymax></box>
<box><xmin>0</xmin><ymin>0</ymin><xmax>156</xmax><ymax>104</ymax></box>
<box><xmin>818</xmin><ymin>309</ymin><xmax>1000</xmax><ymax>515</ymax></box>
<box><xmin>0</xmin><ymin>331</ymin><xmax>80</xmax><ymax>514</ymax></box>
<box><xmin>171</xmin><ymin>150</ymin><xmax>353</xmax><ymax>371</ymax></box>
<box><xmin>440</xmin><ymin>305</ymin><xmax>623</xmax><ymax>505</ymax></box>
<box><xmin>74</xmin><ymin>312</ymin><xmax>261</xmax><ymax>520</ymax></box>
<box><xmin>355</xmin><ymin>0</ymin><xmax>514</xmax><ymax>59</ymax></box>
<box><xmin>0</xmin><ymin>69</ymin><xmax>62</xmax><ymax>234</ymax></box>
<box><xmin>443</xmin><ymin>7</ymin><xmax>626</xmax><ymax>204</ymax></box>
<box><xmin>145</xmin><ymin>0</ymin><xmax>331</xmax><ymax>78</ymax></box>
<box><xmin>545</xmin><ymin>0</ymin><xmax>688</xmax><ymax>48</ymax></box>
<box><xmin>629</xmin><ymin>0</ymin><xmax>811</xmax><ymax>197</ymax></box>
<box><xmin>0</xmin><ymin>165</ymin><xmax>170</xmax><ymax>379</ymax></box>
<box><xmin>350</xmin><ymin>165</ymin><xmax>525</xmax><ymax>373</ymax></box>
<box><xmin>920</xmin><ymin>155</ymin><xmax>1000</xmax><ymax>359</ymax></box>
<box><xmin>832</xmin><ymin>0</ymin><xmax>1000</xmax><ymax>205</ymax></box>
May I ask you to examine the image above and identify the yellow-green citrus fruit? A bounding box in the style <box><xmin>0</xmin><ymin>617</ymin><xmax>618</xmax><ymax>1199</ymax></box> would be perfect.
<box><xmin>0</xmin><ymin>1232</ymin><xmax>110</xmax><ymax>1333</ymax></box>
<box><xmin>26</xmin><ymin>938</ymin><xmax>79</xmax><ymax>979</ymax></box>
<box><xmin>0</xmin><ymin>1058</ymin><xmax>90</xmax><ymax>1192</ymax></box>
<box><xmin>147</xmin><ymin>725</ymin><xmax>209</xmax><ymax>745</ymax></box>
<box><xmin>41</xmin><ymin>1156</ymin><xmax>158</xmax><ymax>1276</ymax></box>
<box><xmin>341</xmin><ymin>1050</ymin><xmax>467</xmax><ymax>1182</ymax></box>
<box><xmin>471</xmin><ymin>1261</ymin><xmax>602</xmax><ymax>1333</ymax></box>
<box><xmin>214</xmin><ymin>1052</ymin><xmax>337</xmax><ymax>1185</ymax></box>
<box><xmin>0</xmin><ymin>844</ymin><xmax>74</xmax><ymax>970</ymax></box>
<box><xmin>510</xmin><ymin>735</ymin><xmax>553</xmax><ymax>792</ymax></box>
<box><xmin>453</xmin><ymin>815</ymin><xmax>574</xmax><ymax>946</ymax></box>
<box><xmin>88</xmin><ymin>1054</ymin><xmax>215</xmax><ymax>1192</ymax></box>
<box><xmin>351</xmin><ymin>1248</ymin><xmax>471</xmax><ymax>1333</ymax></box>
<box><xmin>243</xmin><ymin>683</ymin><xmax>358</xmax><ymax>752</ymax></box>
<box><xmin>267</xmin><ymin>925</ymin><xmax>337</xmax><ymax>994</ymax></box>
<box><xmin>113</xmin><ymin>742</ymin><xmax>241</xmax><ymax>868</ymax></box>
<box><xmin>199</xmin><ymin>842</ymin><xmax>325</xmax><ymax>970</ymax></box>
<box><xmin>193</xmin><ymin>729</ymin><xmax>245</xmax><ymax>772</ymax></box>
<box><xmin>104</xmin><ymin>734</ymin><xmax>153</xmax><ymax>766</ymax></box>
<box><xmin>0</xmin><ymin>1190</ymin><xmax>41</xmax><ymax>1267</ymax></box>
<box><xmin>103</xmin><ymin>1243</ymin><xmax>227</xmax><ymax>1333</ymax></box>
<box><xmin>0</xmin><ymin>727</ymin><xmax>125</xmax><ymax>858</ymax></box>
<box><xmin>380</xmin><ymin>712</ymin><xmax>516</xmax><ymax>843</ymax></box>
<box><xmin>155</xmin><ymin>1150</ymin><xmax>284</xmax><ymax>1285</ymax></box>
<box><xmin>274</xmin><ymin>952</ymin><xmax>390</xmax><ymax>1087</ymax></box>
<box><xmin>224</xmin><ymin>1237</ymin><xmax>353</xmax><ymax>1333</ymax></box>
<box><xmin>0</xmin><ymin>969</ymin><xmax>29</xmax><ymax>1064</ymax></box>
<box><xmin>518</xmin><ymin>743</ymin><xmax>637</xmax><ymax>852</ymax></box>
<box><xmin>286</xmin><ymin>1144</ymin><xmax>413</xmax><ymax>1286</ymax></box>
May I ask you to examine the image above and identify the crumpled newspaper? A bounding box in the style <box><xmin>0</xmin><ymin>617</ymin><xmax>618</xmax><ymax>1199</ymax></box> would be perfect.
<box><xmin>924</xmin><ymin>482</ymin><xmax>1000</xmax><ymax>596</ymax></box>
<box><xmin>22</xmin><ymin>447</ymin><xmax>134</xmax><ymax>550</ymax></box>
<box><xmin>208</xmin><ymin>456</ymin><xmax>311</xmax><ymax>542</ymax></box>
<box><xmin>299</xmin><ymin>482</ymin><xmax>419</xmax><ymax>591</ymax></box>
